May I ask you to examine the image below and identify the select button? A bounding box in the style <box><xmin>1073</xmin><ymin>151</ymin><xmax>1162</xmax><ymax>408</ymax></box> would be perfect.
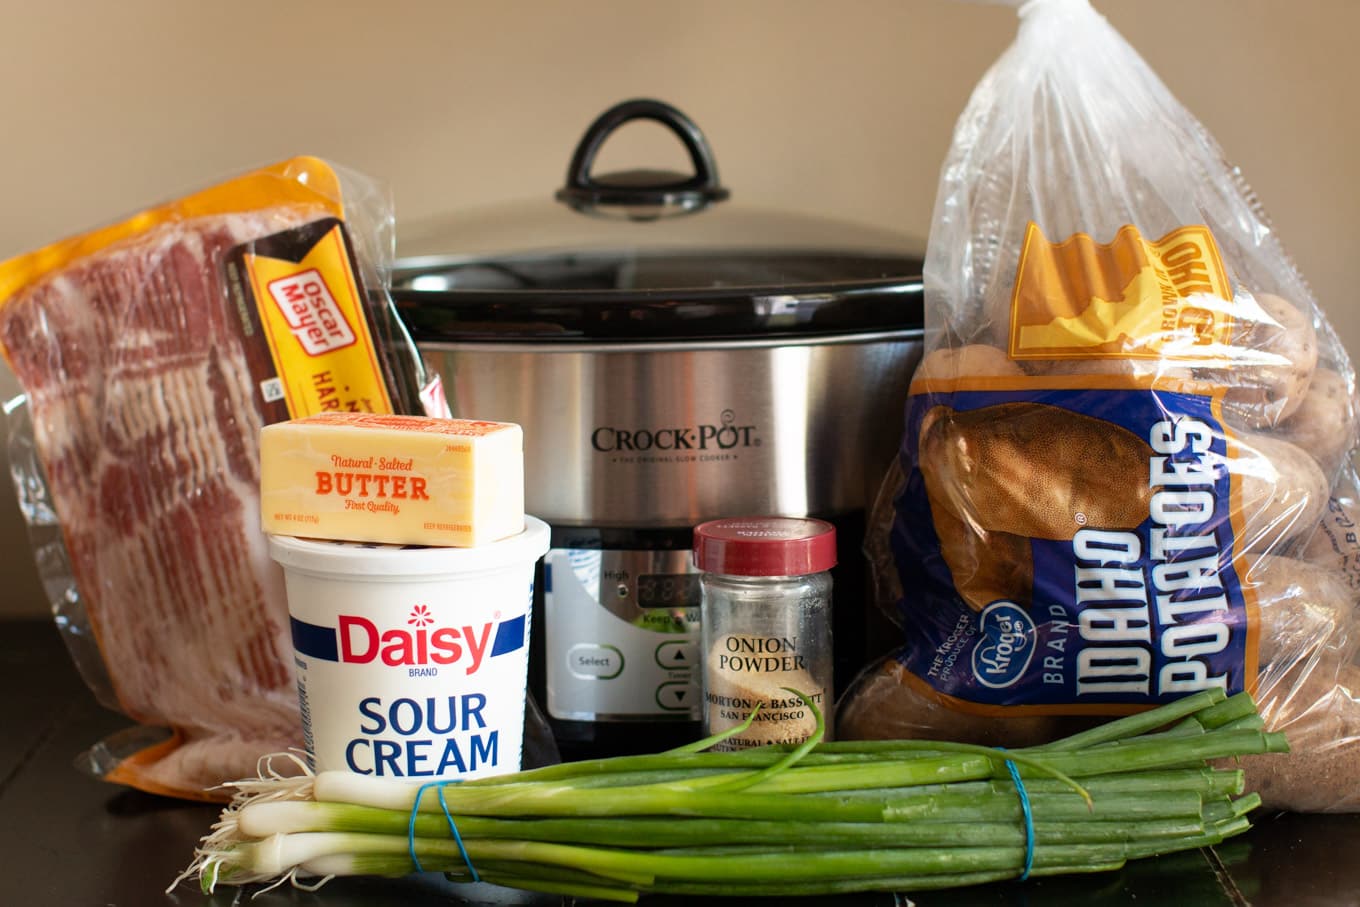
<box><xmin>568</xmin><ymin>644</ymin><xmax>623</xmax><ymax>680</ymax></box>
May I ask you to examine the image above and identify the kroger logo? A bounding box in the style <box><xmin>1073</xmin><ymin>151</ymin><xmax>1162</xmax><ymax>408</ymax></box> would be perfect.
<box><xmin>972</xmin><ymin>601</ymin><xmax>1035</xmax><ymax>690</ymax></box>
<box><xmin>290</xmin><ymin>605</ymin><xmax>526</xmax><ymax>676</ymax></box>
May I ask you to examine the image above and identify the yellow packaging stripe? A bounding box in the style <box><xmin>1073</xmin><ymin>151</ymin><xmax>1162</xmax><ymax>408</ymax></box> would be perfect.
<box><xmin>0</xmin><ymin>156</ymin><xmax>344</xmax><ymax>305</ymax></box>
<box><xmin>260</xmin><ymin>413</ymin><xmax>526</xmax><ymax>548</ymax></box>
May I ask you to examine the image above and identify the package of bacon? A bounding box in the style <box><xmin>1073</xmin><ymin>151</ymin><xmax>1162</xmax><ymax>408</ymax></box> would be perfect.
<box><xmin>0</xmin><ymin>157</ymin><xmax>430</xmax><ymax>800</ymax></box>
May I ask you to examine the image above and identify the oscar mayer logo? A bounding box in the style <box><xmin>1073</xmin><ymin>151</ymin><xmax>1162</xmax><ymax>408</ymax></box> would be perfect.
<box><xmin>1007</xmin><ymin>223</ymin><xmax>1234</xmax><ymax>361</ymax></box>
<box><xmin>290</xmin><ymin>604</ymin><xmax>526</xmax><ymax>676</ymax></box>
<box><xmin>267</xmin><ymin>268</ymin><xmax>357</xmax><ymax>356</ymax></box>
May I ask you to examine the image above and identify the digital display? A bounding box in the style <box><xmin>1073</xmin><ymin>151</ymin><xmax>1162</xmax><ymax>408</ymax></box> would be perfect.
<box><xmin>637</xmin><ymin>573</ymin><xmax>702</xmax><ymax>609</ymax></box>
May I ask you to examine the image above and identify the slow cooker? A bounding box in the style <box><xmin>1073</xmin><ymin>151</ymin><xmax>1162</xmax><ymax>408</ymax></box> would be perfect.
<box><xmin>391</xmin><ymin>99</ymin><xmax>925</xmax><ymax>758</ymax></box>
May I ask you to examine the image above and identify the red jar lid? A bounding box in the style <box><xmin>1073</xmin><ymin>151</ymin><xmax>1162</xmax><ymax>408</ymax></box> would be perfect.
<box><xmin>692</xmin><ymin>516</ymin><xmax>837</xmax><ymax>577</ymax></box>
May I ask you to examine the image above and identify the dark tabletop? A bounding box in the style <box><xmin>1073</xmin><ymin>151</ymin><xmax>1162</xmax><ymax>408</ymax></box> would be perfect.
<box><xmin>3</xmin><ymin>619</ymin><xmax>1358</xmax><ymax>906</ymax></box>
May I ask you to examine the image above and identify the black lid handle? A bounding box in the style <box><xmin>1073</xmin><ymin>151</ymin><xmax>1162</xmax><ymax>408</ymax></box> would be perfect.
<box><xmin>556</xmin><ymin>99</ymin><xmax>730</xmax><ymax>218</ymax></box>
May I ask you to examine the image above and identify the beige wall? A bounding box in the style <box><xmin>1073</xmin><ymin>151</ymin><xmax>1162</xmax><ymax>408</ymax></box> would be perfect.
<box><xmin>1</xmin><ymin>0</ymin><xmax>1357</xmax><ymax>617</ymax></box>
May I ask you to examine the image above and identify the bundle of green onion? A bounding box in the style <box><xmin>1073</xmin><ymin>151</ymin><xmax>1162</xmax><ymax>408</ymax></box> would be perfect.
<box><xmin>174</xmin><ymin>688</ymin><xmax>1285</xmax><ymax>902</ymax></box>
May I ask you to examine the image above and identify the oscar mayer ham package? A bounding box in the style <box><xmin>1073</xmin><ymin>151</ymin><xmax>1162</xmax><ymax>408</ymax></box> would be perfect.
<box><xmin>849</xmin><ymin>0</ymin><xmax>1360</xmax><ymax>811</ymax></box>
<box><xmin>0</xmin><ymin>157</ymin><xmax>432</xmax><ymax>800</ymax></box>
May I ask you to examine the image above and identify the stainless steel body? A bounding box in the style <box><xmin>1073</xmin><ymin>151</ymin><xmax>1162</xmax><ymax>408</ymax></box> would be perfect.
<box><xmin>420</xmin><ymin>329</ymin><xmax>924</xmax><ymax>528</ymax></box>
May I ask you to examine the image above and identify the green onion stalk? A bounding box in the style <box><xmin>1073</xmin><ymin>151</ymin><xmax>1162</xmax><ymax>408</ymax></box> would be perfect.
<box><xmin>171</xmin><ymin>688</ymin><xmax>1286</xmax><ymax>902</ymax></box>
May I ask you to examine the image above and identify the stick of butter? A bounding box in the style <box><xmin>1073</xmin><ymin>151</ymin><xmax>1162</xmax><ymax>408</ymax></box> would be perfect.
<box><xmin>260</xmin><ymin>412</ymin><xmax>525</xmax><ymax>547</ymax></box>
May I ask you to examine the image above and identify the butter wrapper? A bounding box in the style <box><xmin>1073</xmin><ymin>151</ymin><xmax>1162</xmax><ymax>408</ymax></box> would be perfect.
<box><xmin>261</xmin><ymin>412</ymin><xmax>524</xmax><ymax>547</ymax></box>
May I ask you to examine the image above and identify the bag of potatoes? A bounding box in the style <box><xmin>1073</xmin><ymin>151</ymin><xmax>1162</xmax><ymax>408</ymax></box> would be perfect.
<box><xmin>847</xmin><ymin>0</ymin><xmax>1360</xmax><ymax>811</ymax></box>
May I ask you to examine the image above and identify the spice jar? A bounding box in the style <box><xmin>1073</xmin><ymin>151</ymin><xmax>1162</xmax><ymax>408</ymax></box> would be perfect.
<box><xmin>692</xmin><ymin>516</ymin><xmax>836</xmax><ymax>750</ymax></box>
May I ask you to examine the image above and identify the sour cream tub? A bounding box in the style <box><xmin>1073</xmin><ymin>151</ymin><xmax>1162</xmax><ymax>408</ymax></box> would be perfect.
<box><xmin>267</xmin><ymin>516</ymin><xmax>550</xmax><ymax>781</ymax></box>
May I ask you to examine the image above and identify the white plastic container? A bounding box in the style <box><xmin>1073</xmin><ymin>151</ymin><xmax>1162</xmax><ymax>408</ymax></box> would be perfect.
<box><xmin>268</xmin><ymin>516</ymin><xmax>550</xmax><ymax>782</ymax></box>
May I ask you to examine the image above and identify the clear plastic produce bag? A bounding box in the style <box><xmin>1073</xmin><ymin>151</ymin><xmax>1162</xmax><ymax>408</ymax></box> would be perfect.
<box><xmin>847</xmin><ymin>0</ymin><xmax>1360</xmax><ymax>811</ymax></box>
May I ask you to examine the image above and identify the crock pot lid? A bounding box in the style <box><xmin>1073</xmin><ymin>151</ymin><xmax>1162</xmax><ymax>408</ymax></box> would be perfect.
<box><xmin>390</xmin><ymin>275</ymin><xmax>922</xmax><ymax>343</ymax></box>
<box><xmin>394</xmin><ymin>98</ymin><xmax>922</xmax><ymax>276</ymax></box>
<box><xmin>391</xmin><ymin>99</ymin><xmax>923</xmax><ymax>341</ymax></box>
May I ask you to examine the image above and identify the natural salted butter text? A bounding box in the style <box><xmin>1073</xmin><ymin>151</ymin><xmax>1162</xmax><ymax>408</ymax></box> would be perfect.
<box><xmin>260</xmin><ymin>412</ymin><xmax>525</xmax><ymax>547</ymax></box>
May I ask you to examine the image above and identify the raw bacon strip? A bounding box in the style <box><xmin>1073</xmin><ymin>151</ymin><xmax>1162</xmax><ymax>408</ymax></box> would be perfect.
<box><xmin>0</xmin><ymin>210</ymin><xmax>320</xmax><ymax>796</ymax></box>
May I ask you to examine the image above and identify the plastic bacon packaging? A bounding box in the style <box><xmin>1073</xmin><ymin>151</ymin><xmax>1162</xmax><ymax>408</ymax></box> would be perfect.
<box><xmin>0</xmin><ymin>157</ymin><xmax>429</xmax><ymax>800</ymax></box>
<box><xmin>849</xmin><ymin>0</ymin><xmax>1360</xmax><ymax>811</ymax></box>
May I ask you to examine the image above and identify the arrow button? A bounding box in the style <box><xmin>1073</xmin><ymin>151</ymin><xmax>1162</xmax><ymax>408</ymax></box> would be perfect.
<box><xmin>656</xmin><ymin>681</ymin><xmax>699</xmax><ymax>712</ymax></box>
<box><xmin>656</xmin><ymin>640</ymin><xmax>698</xmax><ymax>669</ymax></box>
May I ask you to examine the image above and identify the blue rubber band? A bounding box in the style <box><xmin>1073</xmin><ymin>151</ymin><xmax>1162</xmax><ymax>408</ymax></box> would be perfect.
<box><xmin>1002</xmin><ymin>756</ymin><xmax>1036</xmax><ymax>881</ymax></box>
<box><xmin>408</xmin><ymin>781</ymin><xmax>480</xmax><ymax>882</ymax></box>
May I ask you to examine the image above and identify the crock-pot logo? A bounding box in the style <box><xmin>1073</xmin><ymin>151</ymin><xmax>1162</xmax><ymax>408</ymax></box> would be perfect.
<box><xmin>591</xmin><ymin>409</ymin><xmax>761</xmax><ymax>454</ymax></box>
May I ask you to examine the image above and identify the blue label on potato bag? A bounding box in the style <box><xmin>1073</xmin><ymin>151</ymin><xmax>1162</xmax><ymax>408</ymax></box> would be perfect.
<box><xmin>890</xmin><ymin>384</ymin><xmax>1250</xmax><ymax>710</ymax></box>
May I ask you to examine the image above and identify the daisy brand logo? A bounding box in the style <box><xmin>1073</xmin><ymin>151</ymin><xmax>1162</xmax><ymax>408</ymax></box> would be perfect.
<box><xmin>289</xmin><ymin>605</ymin><xmax>528</xmax><ymax>675</ymax></box>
